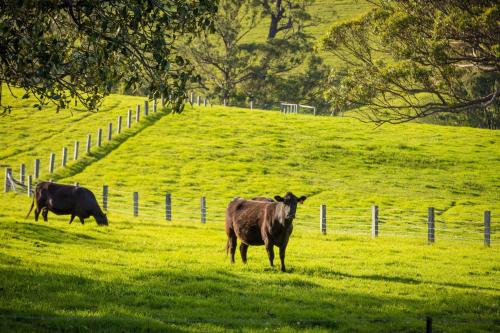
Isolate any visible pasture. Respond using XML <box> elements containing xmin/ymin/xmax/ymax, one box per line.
<box><xmin>0</xmin><ymin>90</ymin><xmax>499</xmax><ymax>332</ymax></box>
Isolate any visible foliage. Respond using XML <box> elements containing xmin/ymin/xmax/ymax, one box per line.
<box><xmin>0</xmin><ymin>0</ymin><xmax>217</xmax><ymax>114</ymax></box>
<box><xmin>255</xmin><ymin>0</ymin><xmax>314</xmax><ymax>39</ymax></box>
<box><xmin>320</xmin><ymin>0</ymin><xmax>500</xmax><ymax>127</ymax></box>
<box><xmin>242</xmin><ymin>54</ymin><xmax>331</xmax><ymax>110</ymax></box>
<box><xmin>184</xmin><ymin>0</ymin><xmax>312</xmax><ymax>105</ymax></box>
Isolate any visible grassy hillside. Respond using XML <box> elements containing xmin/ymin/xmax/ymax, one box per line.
<box><xmin>0</xmin><ymin>92</ymin><xmax>499</xmax><ymax>332</ymax></box>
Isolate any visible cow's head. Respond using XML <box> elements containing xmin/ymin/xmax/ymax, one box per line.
<box><xmin>96</xmin><ymin>213</ymin><xmax>108</xmax><ymax>226</ymax></box>
<box><xmin>274</xmin><ymin>192</ymin><xmax>307</xmax><ymax>221</ymax></box>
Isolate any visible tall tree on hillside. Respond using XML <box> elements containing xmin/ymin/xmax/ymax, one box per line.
<box><xmin>321</xmin><ymin>0</ymin><xmax>499</xmax><ymax>128</ymax></box>
<box><xmin>185</xmin><ymin>0</ymin><xmax>312</xmax><ymax>105</ymax></box>
<box><xmin>0</xmin><ymin>0</ymin><xmax>217</xmax><ymax>114</ymax></box>
<box><xmin>256</xmin><ymin>0</ymin><xmax>313</xmax><ymax>39</ymax></box>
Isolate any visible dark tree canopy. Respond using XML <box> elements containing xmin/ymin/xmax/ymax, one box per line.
<box><xmin>0</xmin><ymin>0</ymin><xmax>217</xmax><ymax>113</ymax></box>
<box><xmin>321</xmin><ymin>0</ymin><xmax>499</xmax><ymax>128</ymax></box>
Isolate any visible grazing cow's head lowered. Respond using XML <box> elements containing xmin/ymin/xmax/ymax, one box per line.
<box><xmin>274</xmin><ymin>192</ymin><xmax>307</xmax><ymax>221</ymax></box>
<box><xmin>96</xmin><ymin>213</ymin><xmax>108</xmax><ymax>226</ymax></box>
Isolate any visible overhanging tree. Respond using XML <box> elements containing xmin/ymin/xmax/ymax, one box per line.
<box><xmin>321</xmin><ymin>0</ymin><xmax>499</xmax><ymax>127</ymax></box>
<box><xmin>0</xmin><ymin>0</ymin><xmax>217</xmax><ymax>114</ymax></box>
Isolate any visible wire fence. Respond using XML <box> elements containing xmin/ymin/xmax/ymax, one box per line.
<box><xmin>5</xmin><ymin>175</ymin><xmax>496</xmax><ymax>246</ymax></box>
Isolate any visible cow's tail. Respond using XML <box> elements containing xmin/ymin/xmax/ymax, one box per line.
<box><xmin>25</xmin><ymin>196</ymin><xmax>35</xmax><ymax>219</ymax></box>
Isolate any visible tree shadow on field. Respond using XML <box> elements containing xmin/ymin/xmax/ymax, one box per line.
<box><xmin>0</xmin><ymin>264</ymin><xmax>498</xmax><ymax>332</ymax></box>
<box><xmin>297</xmin><ymin>267</ymin><xmax>500</xmax><ymax>293</ymax></box>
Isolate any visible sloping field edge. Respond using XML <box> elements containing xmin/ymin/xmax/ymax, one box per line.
<box><xmin>52</xmin><ymin>108</ymin><xmax>172</xmax><ymax>181</ymax></box>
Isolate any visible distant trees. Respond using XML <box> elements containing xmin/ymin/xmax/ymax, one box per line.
<box><xmin>185</xmin><ymin>0</ymin><xmax>317</xmax><ymax>106</ymax></box>
<box><xmin>321</xmin><ymin>0</ymin><xmax>499</xmax><ymax>128</ymax></box>
<box><xmin>0</xmin><ymin>0</ymin><xmax>217</xmax><ymax>114</ymax></box>
<box><xmin>256</xmin><ymin>0</ymin><xmax>313</xmax><ymax>39</ymax></box>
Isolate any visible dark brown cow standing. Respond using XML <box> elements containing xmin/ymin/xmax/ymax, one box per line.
<box><xmin>26</xmin><ymin>182</ymin><xmax>108</xmax><ymax>225</ymax></box>
<box><xmin>225</xmin><ymin>192</ymin><xmax>306</xmax><ymax>272</ymax></box>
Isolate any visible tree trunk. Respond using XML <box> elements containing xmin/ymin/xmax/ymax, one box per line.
<box><xmin>268</xmin><ymin>14</ymin><xmax>279</xmax><ymax>39</ymax></box>
<box><xmin>267</xmin><ymin>0</ymin><xmax>283</xmax><ymax>39</ymax></box>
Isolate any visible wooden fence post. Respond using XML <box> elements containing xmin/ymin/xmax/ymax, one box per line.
<box><xmin>320</xmin><ymin>204</ymin><xmax>327</xmax><ymax>234</ymax></box>
<box><xmin>117</xmin><ymin>116</ymin><xmax>122</xmax><ymax>134</ymax></box>
<box><xmin>133</xmin><ymin>192</ymin><xmax>139</xmax><ymax>217</ymax></box>
<box><xmin>484</xmin><ymin>210</ymin><xmax>491</xmax><ymax>247</ymax></box>
<box><xmin>127</xmin><ymin>109</ymin><xmax>132</xmax><ymax>128</ymax></box>
<box><xmin>102</xmin><ymin>185</ymin><xmax>108</xmax><ymax>211</ymax></box>
<box><xmin>372</xmin><ymin>205</ymin><xmax>379</xmax><ymax>238</ymax></box>
<box><xmin>20</xmin><ymin>163</ymin><xmax>25</xmax><ymax>184</ymax></box>
<box><xmin>135</xmin><ymin>105</ymin><xmax>140</xmax><ymax>122</ymax></box>
<box><xmin>86</xmin><ymin>134</ymin><xmax>91</xmax><ymax>153</ymax></box>
<box><xmin>250</xmin><ymin>100</ymin><xmax>253</xmax><ymax>110</ymax></box>
<box><xmin>34</xmin><ymin>159</ymin><xmax>40</xmax><ymax>179</ymax></box>
<box><xmin>49</xmin><ymin>153</ymin><xmax>55</xmax><ymax>174</ymax></box>
<box><xmin>165</xmin><ymin>193</ymin><xmax>172</xmax><ymax>221</ymax></box>
<box><xmin>426</xmin><ymin>317</ymin><xmax>432</xmax><ymax>333</ymax></box>
<box><xmin>4</xmin><ymin>168</ymin><xmax>12</xmax><ymax>192</ymax></box>
<box><xmin>97</xmin><ymin>128</ymin><xmax>102</xmax><ymax>147</ymax></box>
<box><xmin>428</xmin><ymin>207</ymin><xmax>435</xmax><ymax>244</ymax></box>
<box><xmin>27</xmin><ymin>175</ymin><xmax>32</xmax><ymax>197</ymax></box>
<box><xmin>201</xmin><ymin>196</ymin><xmax>206</xmax><ymax>223</ymax></box>
<box><xmin>74</xmin><ymin>141</ymin><xmax>79</xmax><ymax>160</ymax></box>
<box><xmin>107</xmin><ymin>122</ymin><xmax>112</xmax><ymax>141</ymax></box>
<box><xmin>62</xmin><ymin>147</ymin><xmax>67</xmax><ymax>167</ymax></box>
<box><xmin>144</xmin><ymin>100</ymin><xmax>149</xmax><ymax>116</ymax></box>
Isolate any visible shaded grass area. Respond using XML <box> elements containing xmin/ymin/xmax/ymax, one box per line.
<box><xmin>0</xmin><ymin>200</ymin><xmax>498</xmax><ymax>332</ymax></box>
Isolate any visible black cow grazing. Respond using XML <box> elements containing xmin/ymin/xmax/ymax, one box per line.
<box><xmin>26</xmin><ymin>182</ymin><xmax>108</xmax><ymax>226</ymax></box>
<box><xmin>225</xmin><ymin>192</ymin><xmax>306</xmax><ymax>272</ymax></box>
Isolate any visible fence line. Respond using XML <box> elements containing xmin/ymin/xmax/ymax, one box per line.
<box><xmin>4</xmin><ymin>176</ymin><xmax>495</xmax><ymax>246</ymax></box>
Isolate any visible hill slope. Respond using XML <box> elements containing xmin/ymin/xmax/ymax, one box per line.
<box><xmin>0</xmin><ymin>93</ymin><xmax>499</xmax><ymax>332</ymax></box>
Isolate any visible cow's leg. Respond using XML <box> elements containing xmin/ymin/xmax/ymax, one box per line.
<box><xmin>229</xmin><ymin>236</ymin><xmax>237</xmax><ymax>264</ymax></box>
<box><xmin>239</xmin><ymin>243</ymin><xmax>249</xmax><ymax>264</ymax></box>
<box><xmin>265</xmin><ymin>242</ymin><xmax>275</xmax><ymax>268</ymax></box>
<box><xmin>79</xmin><ymin>216</ymin><xmax>85</xmax><ymax>225</ymax></box>
<box><xmin>34</xmin><ymin>207</ymin><xmax>41</xmax><ymax>222</ymax></box>
<box><xmin>279</xmin><ymin>246</ymin><xmax>287</xmax><ymax>272</ymax></box>
<box><xmin>42</xmin><ymin>208</ymin><xmax>48</xmax><ymax>222</ymax></box>
<box><xmin>69</xmin><ymin>214</ymin><xmax>75</xmax><ymax>224</ymax></box>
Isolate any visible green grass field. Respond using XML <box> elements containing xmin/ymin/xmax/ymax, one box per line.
<box><xmin>0</xmin><ymin>89</ymin><xmax>499</xmax><ymax>332</ymax></box>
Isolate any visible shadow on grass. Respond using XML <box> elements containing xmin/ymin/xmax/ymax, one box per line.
<box><xmin>50</xmin><ymin>108</ymin><xmax>172</xmax><ymax>181</ymax></box>
<box><xmin>297</xmin><ymin>267</ymin><xmax>500</xmax><ymax>292</ymax></box>
<box><xmin>5</xmin><ymin>222</ymin><xmax>97</xmax><ymax>245</ymax></box>
<box><xmin>0</xmin><ymin>264</ymin><xmax>497</xmax><ymax>332</ymax></box>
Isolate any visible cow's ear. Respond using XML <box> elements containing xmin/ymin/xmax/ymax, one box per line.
<box><xmin>274</xmin><ymin>195</ymin><xmax>284</xmax><ymax>202</ymax></box>
<box><xmin>298</xmin><ymin>196</ymin><xmax>307</xmax><ymax>204</ymax></box>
